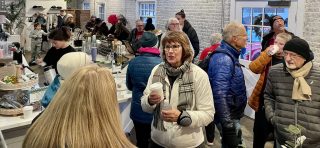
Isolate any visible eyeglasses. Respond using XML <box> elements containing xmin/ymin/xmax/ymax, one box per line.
<box><xmin>283</xmin><ymin>51</ymin><xmax>303</xmax><ymax>59</ymax></box>
<box><xmin>164</xmin><ymin>44</ymin><xmax>181</xmax><ymax>52</ymax></box>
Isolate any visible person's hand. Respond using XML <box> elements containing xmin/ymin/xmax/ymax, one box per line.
<box><xmin>222</xmin><ymin>124</ymin><xmax>241</xmax><ymax>147</ymax></box>
<box><xmin>148</xmin><ymin>91</ymin><xmax>162</xmax><ymax>105</ymax></box>
<box><xmin>161</xmin><ymin>108</ymin><xmax>181</xmax><ymax>122</ymax></box>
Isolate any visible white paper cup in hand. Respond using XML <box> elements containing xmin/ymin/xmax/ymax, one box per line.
<box><xmin>162</xmin><ymin>100</ymin><xmax>172</xmax><ymax>111</ymax></box>
<box><xmin>23</xmin><ymin>106</ymin><xmax>33</xmax><ymax>119</ymax></box>
<box><xmin>270</xmin><ymin>45</ymin><xmax>279</xmax><ymax>55</ymax></box>
<box><xmin>150</xmin><ymin>82</ymin><xmax>164</xmax><ymax>101</ymax></box>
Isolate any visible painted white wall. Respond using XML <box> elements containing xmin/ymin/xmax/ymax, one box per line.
<box><xmin>23</xmin><ymin>0</ymin><xmax>66</xmax><ymax>51</ymax></box>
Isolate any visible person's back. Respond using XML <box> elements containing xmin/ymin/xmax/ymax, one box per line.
<box><xmin>23</xmin><ymin>65</ymin><xmax>135</xmax><ymax>148</ymax></box>
<box><xmin>126</xmin><ymin>32</ymin><xmax>161</xmax><ymax>148</ymax></box>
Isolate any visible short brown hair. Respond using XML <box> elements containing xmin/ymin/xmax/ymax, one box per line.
<box><xmin>161</xmin><ymin>31</ymin><xmax>193</xmax><ymax>63</ymax></box>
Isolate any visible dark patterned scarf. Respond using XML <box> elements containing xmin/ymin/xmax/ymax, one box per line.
<box><xmin>151</xmin><ymin>61</ymin><xmax>194</xmax><ymax>131</ymax></box>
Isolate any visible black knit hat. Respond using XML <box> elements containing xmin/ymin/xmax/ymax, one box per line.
<box><xmin>139</xmin><ymin>32</ymin><xmax>158</xmax><ymax>47</ymax></box>
<box><xmin>269</xmin><ymin>15</ymin><xmax>284</xmax><ymax>30</ymax></box>
<box><xmin>283</xmin><ymin>38</ymin><xmax>312</xmax><ymax>61</ymax></box>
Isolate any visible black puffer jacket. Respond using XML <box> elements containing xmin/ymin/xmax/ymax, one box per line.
<box><xmin>182</xmin><ymin>20</ymin><xmax>199</xmax><ymax>58</ymax></box>
<box><xmin>264</xmin><ymin>63</ymin><xmax>320</xmax><ymax>148</ymax></box>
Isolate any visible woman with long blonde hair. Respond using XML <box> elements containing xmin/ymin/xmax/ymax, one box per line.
<box><xmin>23</xmin><ymin>65</ymin><xmax>135</xmax><ymax>148</ymax></box>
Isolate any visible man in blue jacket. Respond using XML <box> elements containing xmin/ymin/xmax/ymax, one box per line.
<box><xmin>208</xmin><ymin>22</ymin><xmax>248</xmax><ymax>148</ymax></box>
<box><xmin>126</xmin><ymin>32</ymin><xmax>161</xmax><ymax>148</ymax></box>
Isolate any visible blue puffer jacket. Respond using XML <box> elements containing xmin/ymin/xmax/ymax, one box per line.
<box><xmin>208</xmin><ymin>40</ymin><xmax>247</xmax><ymax>125</ymax></box>
<box><xmin>126</xmin><ymin>47</ymin><xmax>162</xmax><ymax>124</ymax></box>
<box><xmin>41</xmin><ymin>75</ymin><xmax>60</xmax><ymax>108</ymax></box>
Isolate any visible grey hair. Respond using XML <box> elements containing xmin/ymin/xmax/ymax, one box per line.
<box><xmin>135</xmin><ymin>19</ymin><xmax>143</xmax><ymax>24</ymax></box>
<box><xmin>165</xmin><ymin>17</ymin><xmax>180</xmax><ymax>31</ymax></box>
<box><xmin>210</xmin><ymin>33</ymin><xmax>222</xmax><ymax>45</ymax></box>
<box><xmin>222</xmin><ymin>21</ymin><xmax>245</xmax><ymax>42</ymax></box>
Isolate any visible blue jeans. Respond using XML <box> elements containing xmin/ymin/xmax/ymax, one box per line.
<box><xmin>217</xmin><ymin>120</ymin><xmax>245</xmax><ymax>148</ymax></box>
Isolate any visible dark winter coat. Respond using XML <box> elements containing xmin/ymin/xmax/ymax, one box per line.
<box><xmin>208</xmin><ymin>40</ymin><xmax>247</xmax><ymax>125</ymax></box>
<box><xmin>264</xmin><ymin>63</ymin><xmax>320</xmax><ymax>148</ymax></box>
<box><xmin>182</xmin><ymin>20</ymin><xmax>200</xmax><ymax>58</ymax></box>
<box><xmin>126</xmin><ymin>47</ymin><xmax>162</xmax><ymax>123</ymax></box>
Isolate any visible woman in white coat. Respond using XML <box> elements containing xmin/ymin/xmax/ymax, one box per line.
<box><xmin>141</xmin><ymin>31</ymin><xmax>215</xmax><ymax>148</ymax></box>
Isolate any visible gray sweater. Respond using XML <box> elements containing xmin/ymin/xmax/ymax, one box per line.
<box><xmin>264</xmin><ymin>63</ymin><xmax>320</xmax><ymax>148</ymax></box>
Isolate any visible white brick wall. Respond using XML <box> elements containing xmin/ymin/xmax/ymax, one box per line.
<box><xmin>81</xmin><ymin>0</ymin><xmax>232</xmax><ymax>52</ymax></box>
<box><xmin>156</xmin><ymin>0</ymin><xmax>231</xmax><ymax>56</ymax></box>
<box><xmin>304</xmin><ymin>0</ymin><xmax>320</xmax><ymax>63</ymax></box>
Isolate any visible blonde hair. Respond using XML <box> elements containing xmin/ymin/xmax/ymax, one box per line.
<box><xmin>23</xmin><ymin>65</ymin><xmax>134</xmax><ymax>148</ymax></box>
<box><xmin>222</xmin><ymin>21</ymin><xmax>245</xmax><ymax>42</ymax></box>
<box><xmin>276</xmin><ymin>32</ymin><xmax>292</xmax><ymax>42</ymax></box>
<box><xmin>161</xmin><ymin>31</ymin><xmax>193</xmax><ymax>63</ymax></box>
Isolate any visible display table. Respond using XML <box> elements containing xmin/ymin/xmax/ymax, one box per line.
<box><xmin>0</xmin><ymin>54</ymin><xmax>133</xmax><ymax>147</ymax></box>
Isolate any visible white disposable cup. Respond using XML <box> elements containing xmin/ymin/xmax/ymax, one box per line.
<box><xmin>149</xmin><ymin>82</ymin><xmax>164</xmax><ymax>101</ymax></box>
<box><xmin>23</xmin><ymin>106</ymin><xmax>33</xmax><ymax>119</ymax></box>
<box><xmin>270</xmin><ymin>45</ymin><xmax>279</xmax><ymax>55</ymax></box>
<box><xmin>162</xmin><ymin>100</ymin><xmax>172</xmax><ymax>110</ymax></box>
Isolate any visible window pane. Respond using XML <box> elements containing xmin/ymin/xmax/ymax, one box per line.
<box><xmin>250</xmin><ymin>43</ymin><xmax>262</xmax><ymax>60</ymax></box>
<box><xmin>276</xmin><ymin>8</ymin><xmax>289</xmax><ymax>27</ymax></box>
<box><xmin>252</xmin><ymin>8</ymin><xmax>263</xmax><ymax>26</ymax></box>
<box><xmin>245</xmin><ymin>26</ymin><xmax>251</xmax><ymax>43</ymax></box>
<box><xmin>242</xmin><ymin>8</ymin><xmax>251</xmax><ymax>25</ymax></box>
<box><xmin>264</xmin><ymin>8</ymin><xmax>276</xmax><ymax>26</ymax></box>
<box><xmin>252</xmin><ymin>26</ymin><xmax>262</xmax><ymax>42</ymax></box>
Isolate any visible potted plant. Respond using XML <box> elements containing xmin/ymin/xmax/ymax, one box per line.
<box><xmin>4</xmin><ymin>0</ymin><xmax>25</xmax><ymax>35</ymax></box>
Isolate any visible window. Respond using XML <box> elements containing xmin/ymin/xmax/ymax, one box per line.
<box><xmin>98</xmin><ymin>3</ymin><xmax>105</xmax><ymax>20</ymax></box>
<box><xmin>231</xmin><ymin>0</ymin><xmax>302</xmax><ymax>61</ymax></box>
<box><xmin>83</xmin><ymin>3</ymin><xmax>90</xmax><ymax>10</ymax></box>
<box><xmin>241</xmin><ymin>7</ymin><xmax>289</xmax><ymax>61</ymax></box>
<box><xmin>139</xmin><ymin>2</ymin><xmax>156</xmax><ymax>25</ymax></box>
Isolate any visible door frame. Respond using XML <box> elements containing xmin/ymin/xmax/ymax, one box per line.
<box><xmin>230</xmin><ymin>0</ymin><xmax>305</xmax><ymax>37</ymax></box>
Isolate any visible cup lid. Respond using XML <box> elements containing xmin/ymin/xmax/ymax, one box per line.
<box><xmin>150</xmin><ymin>82</ymin><xmax>163</xmax><ymax>90</ymax></box>
<box><xmin>23</xmin><ymin>106</ymin><xmax>33</xmax><ymax>110</ymax></box>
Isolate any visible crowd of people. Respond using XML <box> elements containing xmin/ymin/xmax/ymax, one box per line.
<box><xmin>21</xmin><ymin>8</ymin><xmax>320</xmax><ymax>148</ymax></box>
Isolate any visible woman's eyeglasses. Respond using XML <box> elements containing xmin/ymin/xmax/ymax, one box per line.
<box><xmin>164</xmin><ymin>45</ymin><xmax>181</xmax><ymax>52</ymax></box>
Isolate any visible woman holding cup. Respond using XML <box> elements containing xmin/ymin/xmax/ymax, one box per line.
<box><xmin>141</xmin><ymin>31</ymin><xmax>215</xmax><ymax>147</ymax></box>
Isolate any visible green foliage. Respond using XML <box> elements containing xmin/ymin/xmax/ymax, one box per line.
<box><xmin>283</xmin><ymin>124</ymin><xmax>306</xmax><ymax>148</ymax></box>
<box><xmin>4</xmin><ymin>0</ymin><xmax>26</xmax><ymax>34</ymax></box>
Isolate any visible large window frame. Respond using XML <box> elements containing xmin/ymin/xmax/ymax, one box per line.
<box><xmin>83</xmin><ymin>2</ymin><xmax>90</xmax><ymax>10</ymax></box>
<box><xmin>138</xmin><ymin>2</ymin><xmax>156</xmax><ymax>26</ymax></box>
<box><xmin>97</xmin><ymin>3</ymin><xmax>105</xmax><ymax>20</ymax></box>
<box><xmin>230</xmin><ymin>0</ymin><xmax>305</xmax><ymax>61</ymax></box>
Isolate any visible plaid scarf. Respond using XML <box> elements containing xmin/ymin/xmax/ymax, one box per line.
<box><xmin>151</xmin><ymin>61</ymin><xmax>194</xmax><ymax>131</ymax></box>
